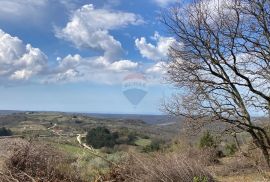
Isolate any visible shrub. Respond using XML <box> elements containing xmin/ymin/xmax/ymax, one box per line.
<box><xmin>3</xmin><ymin>142</ymin><xmax>83</xmax><ymax>182</ymax></box>
<box><xmin>116</xmin><ymin>133</ymin><xmax>137</xmax><ymax>145</ymax></box>
<box><xmin>141</xmin><ymin>134</ymin><xmax>150</xmax><ymax>139</ymax></box>
<box><xmin>127</xmin><ymin>134</ymin><xmax>137</xmax><ymax>145</ymax></box>
<box><xmin>225</xmin><ymin>143</ymin><xmax>237</xmax><ymax>156</ymax></box>
<box><xmin>187</xmin><ymin>147</ymin><xmax>220</xmax><ymax>166</ymax></box>
<box><xmin>86</xmin><ymin>127</ymin><xmax>119</xmax><ymax>149</ymax></box>
<box><xmin>75</xmin><ymin>120</ymin><xmax>82</xmax><ymax>124</ymax></box>
<box><xmin>199</xmin><ymin>131</ymin><xmax>216</xmax><ymax>149</ymax></box>
<box><xmin>193</xmin><ymin>176</ymin><xmax>209</xmax><ymax>182</ymax></box>
<box><xmin>0</xmin><ymin>127</ymin><xmax>12</xmax><ymax>136</ymax></box>
<box><xmin>100</xmin><ymin>153</ymin><xmax>215</xmax><ymax>182</ymax></box>
<box><xmin>142</xmin><ymin>139</ymin><xmax>164</xmax><ymax>153</ymax></box>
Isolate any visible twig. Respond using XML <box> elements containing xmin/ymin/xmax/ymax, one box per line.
<box><xmin>20</xmin><ymin>171</ymin><xmax>36</xmax><ymax>182</ymax></box>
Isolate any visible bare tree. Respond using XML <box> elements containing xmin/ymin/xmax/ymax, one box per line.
<box><xmin>163</xmin><ymin>0</ymin><xmax>270</xmax><ymax>167</ymax></box>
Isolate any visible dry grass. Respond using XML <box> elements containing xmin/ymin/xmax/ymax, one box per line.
<box><xmin>185</xmin><ymin>147</ymin><xmax>220</xmax><ymax>166</ymax></box>
<box><xmin>216</xmin><ymin>172</ymin><xmax>270</xmax><ymax>182</ymax></box>
<box><xmin>167</xmin><ymin>138</ymin><xmax>220</xmax><ymax>166</ymax></box>
<box><xmin>210</xmin><ymin>150</ymin><xmax>270</xmax><ymax>182</ymax></box>
<box><xmin>100</xmin><ymin>152</ymin><xmax>215</xmax><ymax>182</ymax></box>
<box><xmin>210</xmin><ymin>155</ymin><xmax>255</xmax><ymax>177</ymax></box>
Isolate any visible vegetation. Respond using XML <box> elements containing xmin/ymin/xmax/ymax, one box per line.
<box><xmin>199</xmin><ymin>131</ymin><xmax>216</xmax><ymax>149</ymax></box>
<box><xmin>3</xmin><ymin>142</ymin><xmax>83</xmax><ymax>182</ymax></box>
<box><xmin>86</xmin><ymin>127</ymin><xmax>119</xmax><ymax>149</ymax></box>
<box><xmin>100</xmin><ymin>153</ymin><xmax>214</xmax><ymax>182</ymax></box>
<box><xmin>224</xmin><ymin>143</ymin><xmax>237</xmax><ymax>156</ymax></box>
<box><xmin>0</xmin><ymin>127</ymin><xmax>12</xmax><ymax>136</ymax></box>
<box><xmin>142</xmin><ymin>139</ymin><xmax>164</xmax><ymax>153</ymax></box>
<box><xmin>0</xmin><ymin>112</ymin><xmax>270</xmax><ymax>181</ymax></box>
<box><xmin>163</xmin><ymin>0</ymin><xmax>270</xmax><ymax>167</ymax></box>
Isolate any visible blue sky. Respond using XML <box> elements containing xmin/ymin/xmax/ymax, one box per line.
<box><xmin>0</xmin><ymin>0</ymin><xmax>179</xmax><ymax>114</ymax></box>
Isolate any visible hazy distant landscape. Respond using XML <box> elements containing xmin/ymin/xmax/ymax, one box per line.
<box><xmin>0</xmin><ymin>110</ymin><xmax>269</xmax><ymax>181</ymax></box>
<box><xmin>0</xmin><ymin>111</ymin><xmax>183</xmax><ymax>181</ymax></box>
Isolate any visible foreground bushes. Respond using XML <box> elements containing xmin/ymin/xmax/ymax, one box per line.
<box><xmin>2</xmin><ymin>142</ymin><xmax>83</xmax><ymax>182</ymax></box>
<box><xmin>100</xmin><ymin>153</ymin><xmax>215</xmax><ymax>182</ymax></box>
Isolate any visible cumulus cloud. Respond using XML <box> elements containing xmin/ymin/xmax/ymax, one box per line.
<box><xmin>153</xmin><ymin>0</ymin><xmax>178</xmax><ymax>7</ymax></box>
<box><xmin>0</xmin><ymin>29</ymin><xmax>47</xmax><ymax>81</ymax></box>
<box><xmin>50</xmin><ymin>4</ymin><xmax>143</xmax><ymax>84</ymax></box>
<box><xmin>55</xmin><ymin>4</ymin><xmax>143</xmax><ymax>60</ymax></box>
<box><xmin>0</xmin><ymin>4</ymin><xmax>157</xmax><ymax>85</ymax></box>
<box><xmin>135</xmin><ymin>32</ymin><xmax>176</xmax><ymax>61</ymax></box>
<box><xmin>45</xmin><ymin>54</ymin><xmax>138</xmax><ymax>84</ymax></box>
<box><xmin>109</xmin><ymin>60</ymin><xmax>138</xmax><ymax>72</ymax></box>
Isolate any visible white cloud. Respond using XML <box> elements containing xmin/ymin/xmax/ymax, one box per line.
<box><xmin>10</xmin><ymin>70</ymin><xmax>34</xmax><ymax>80</ymax></box>
<box><xmin>153</xmin><ymin>0</ymin><xmax>178</xmax><ymax>7</ymax></box>
<box><xmin>146</xmin><ymin>62</ymin><xmax>167</xmax><ymax>74</ymax></box>
<box><xmin>0</xmin><ymin>4</ymin><xmax>166</xmax><ymax>85</ymax></box>
<box><xmin>58</xmin><ymin>54</ymin><xmax>82</xmax><ymax>70</ymax></box>
<box><xmin>0</xmin><ymin>26</ymin><xmax>139</xmax><ymax>85</ymax></box>
<box><xmin>0</xmin><ymin>0</ymin><xmax>48</xmax><ymax>21</ymax></box>
<box><xmin>46</xmin><ymin>54</ymin><xmax>139</xmax><ymax>84</ymax></box>
<box><xmin>0</xmin><ymin>29</ymin><xmax>47</xmax><ymax>81</ymax></box>
<box><xmin>52</xmin><ymin>69</ymin><xmax>82</xmax><ymax>83</ymax></box>
<box><xmin>50</xmin><ymin>4</ymin><xmax>143</xmax><ymax>84</ymax></box>
<box><xmin>135</xmin><ymin>32</ymin><xmax>175</xmax><ymax>61</ymax></box>
<box><xmin>109</xmin><ymin>60</ymin><xmax>138</xmax><ymax>72</ymax></box>
<box><xmin>55</xmin><ymin>4</ymin><xmax>143</xmax><ymax>60</ymax></box>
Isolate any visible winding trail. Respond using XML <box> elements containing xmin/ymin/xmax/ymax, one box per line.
<box><xmin>47</xmin><ymin>123</ymin><xmax>57</xmax><ymax>130</ymax></box>
<box><xmin>47</xmin><ymin>124</ymin><xmax>61</xmax><ymax>136</ymax></box>
<box><xmin>47</xmin><ymin>123</ymin><xmax>117</xmax><ymax>166</ymax></box>
<box><xmin>76</xmin><ymin>134</ymin><xmax>117</xmax><ymax>166</ymax></box>
<box><xmin>76</xmin><ymin>134</ymin><xmax>95</xmax><ymax>151</ymax></box>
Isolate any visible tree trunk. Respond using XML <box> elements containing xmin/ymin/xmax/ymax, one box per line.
<box><xmin>233</xmin><ymin>132</ymin><xmax>241</xmax><ymax>152</ymax></box>
<box><xmin>249</xmin><ymin>129</ymin><xmax>270</xmax><ymax>168</ymax></box>
<box><xmin>261</xmin><ymin>144</ymin><xmax>270</xmax><ymax>168</ymax></box>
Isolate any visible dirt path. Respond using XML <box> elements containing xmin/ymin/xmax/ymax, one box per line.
<box><xmin>77</xmin><ymin>134</ymin><xmax>95</xmax><ymax>151</ymax></box>
<box><xmin>47</xmin><ymin>123</ymin><xmax>57</xmax><ymax>130</ymax></box>
<box><xmin>76</xmin><ymin>134</ymin><xmax>117</xmax><ymax>166</ymax></box>
<box><xmin>47</xmin><ymin>124</ymin><xmax>62</xmax><ymax>136</ymax></box>
<box><xmin>47</xmin><ymin>124</ymin><xmax>117</xmax><ymax>166</ymax></box>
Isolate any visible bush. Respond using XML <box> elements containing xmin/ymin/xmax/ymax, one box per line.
<box><xmin>169</xmin><ymin>138</ymin><xmax>220</xmax><ymax>166</ymax></box>
<box><xmin>142</xmin><ymin>139</ymin><xmax>164</xmax><ymax>153</ymax></box>
<box><xmin>75</xmin><ymin>120</ymin><xmax>82</xmax><ymax>124</ymax></box>
<box><xmin>187</xmin><ymin>147</ymin><xmax>220</xmax><ymax>166</ymax></box>
<box><xmin>225</xmin><ymin>143</ymin><xmax>237</xmax><ymax>156</ymax></box>
<box><xmin>199</xmin><ymin>131</ymin><xmax>216</xmax><ymax>149</ymax></box>
<box><xmin>3</xmin><ymin>142</ymin><xmax>83</xmax><ymax>182</ymax></box>
<box><xmin>86</xmin><ymin>127</ymin><xmax>119</xmax><ymax>149</ymax></box>
<box><xmin>0</xmin><ymin>127</ymin><xmax>12</xmax><ymax>136</ymax></box>
<box><xmin>100</xmin><ymin>153</ymin><xmax>215</xmax><ymax>182</ymax></box>
<box><xmin>127</xmin><ymin>134</ymin><xmax>137</xmax><ymax>145</ymax></box>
